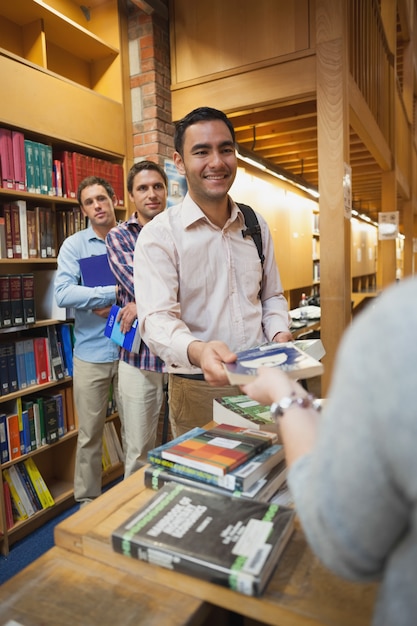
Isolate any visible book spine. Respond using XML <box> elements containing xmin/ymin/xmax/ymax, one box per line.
<box><xmin>12</xmin><ymin>130</ymin><xmax>26</xmax><ymax>192</ymax></box>
<box><xmin>6</xmin><ymin>413</ymin><xmax>21</xmax><ymax>461</ymax></box>
<box><xmin>7</xmin><ymin>464</ymin><xmax>36</xmax><ymax>517</ymax></box>
<box><xmin>5</xmin><ymin>342</ymin><xmax>19</xmax><ymax>394</ymax></box>
<box><xmin>26</xmin><ymin>208</ymin><xmax>39</xmax><ymax>258</ymax></box>
<box><xmin>17</xmin><ymin>200</ymin><xmax>28</xmax><ymax>259</ymax></box>
<box><xmin>23</xmin><ymin>339</ymin><xmax>37</xmax><ymax>387</ymax></box>
<box><xmin>15</xmin><ymin>340</ymin><xmax>27</xmax><ymax>390</ymax></box>
<box><xmin>24</xmin><ymin>139</ymin><xmax>36</xmax><ymax>193</ymax></box>
<box><xmin>0</xmin><ymin>412</ymin><xmax>9</xmax><ymax>464</ymax></box>
<box><xmin>20</xmin><ymin>409</ymin><xmax>32</xmax><ymax>454</ymax></box>
<box><xmin>2</xmin><ymin>467</ymin><xmax>27</xmax><ymax>520</ymax></box>
<box><xmin>0</xmin><ymin>343</ymin><xmax>9</xmax><ymax>396</ymax></box>
<box><xmin>144</xmin><ymin>466</ymin><xmax>249</xmax><ymax>499</ymax></box>
<box><xmin>47</xmin><ymin>325</ymin><xmax>65</xmax><ymax>381</ymax></box>
<box><xmin>0</xmin><ymin>128</ymin><xmax>14</xmax><ymax>189</ymax></box>
<box><xmin>3</xmin><ymin>204</ymin><xmax>13</xmax><ymax>259</ymax></box>
<box><xmin>43</xmin><ymin>396</ymin><xmax>59</xmax><ymax>444</ymax></box>
<box><xmin>51</xmin><ymin>392</ymin><xmax>66</xmax><ymax>437</ymax></box>
<box><xmin>9</xmin><ymin>274</ymin><xmax>24</xmax><ymax>326</ymax></box>
<box><xmin>15</xmin><ymin>462</ymin><xmax>43</xmax><ymax>511</ymax></box>
<box><xmin>0</xmin><ymin>275</ymin><xmax>12</xmax><ymax>328</ymax></box>
<box><xmin>33</xmin><ymin>337</ymin><xmax>50</xmax><ymax>385</ymax></box>
<box><xmin>22</xmin><ymin>273</ymin><xmax>36</xmax><ymax>325</ymax></box>
<box><xmin>10</xmin><ymin>203</ymin><xmax>22</xmax><ymax>259</ymax></box>
<box><xmin>23</xmin><ymin>457</ymin><xmax>55</xmax><ymax>508</ymax></box>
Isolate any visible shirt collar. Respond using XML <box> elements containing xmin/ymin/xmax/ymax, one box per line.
<box><xmin>181</xmin><ymin>192</ymin><xmax>243</xmax><ymax>229</ymax></box>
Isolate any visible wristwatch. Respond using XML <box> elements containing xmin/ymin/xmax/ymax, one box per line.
<box><xmin>270</xmin><ymin>392</ymin><xmax>322</xmax><ymax>420</ymax></box>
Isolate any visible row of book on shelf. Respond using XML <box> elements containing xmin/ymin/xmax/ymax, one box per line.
<box><xmin>0</xmin><ymin>127</ymin><xmax>124</xmax><ymax>205</ymax></box>
<box><xmin>110</xmin><ymin>340</ymin><xmax>327</xmax><ymax>596</ymax></box>
<box><xmin>0</xmin><ymin>273</ymin><xmax>35</xmax><ymax>328</ymax></box>
<box><xmin>2</xmin><ymin>418</ymin><xmax>123</xmax><ymax>529</ymax></box>
<box><xmin>0</xmin><ymin>200</ymin><xmax>86</xmax><ymax>260</ymax></box>
<box><xmin>3</xmin><ymin>457</ymin><xmax>55</xmax><ymax>527</ymax></box>
<box><xmin>1</xmin><ymin>377</ymin><xmax>119</xmax><ymax>465</ymax></box>
<box><xmin>1</xmin><ymin>388</ymin><xmax>75</xmax><ymax>464</ymax></box>
<box><xmin>0</xmin><ymin>323</ymin><xmax>74</xmax><ymax>397</ymax></box>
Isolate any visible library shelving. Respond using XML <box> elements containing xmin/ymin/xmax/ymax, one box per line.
<box><xmin>0</xmin><ymin>0</ymin><xmax>129</xmax><ymax>554</ymax></box>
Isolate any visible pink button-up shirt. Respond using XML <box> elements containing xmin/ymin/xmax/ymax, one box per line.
<box><xmin>134</xmin><ymin>193</ymin><xmax>290</xmax><ymax>374</ymax></box>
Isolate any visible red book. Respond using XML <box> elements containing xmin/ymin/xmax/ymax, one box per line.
<box><xmin>56</xmin><ymin>150</ymin><xmax>76</xmax><ymax>198</ymax></box>
<box><xmin>22</xmin><ymin>273</ymin><xmax>36</xmax><ymax>325</ymax></box>
<box><xmin>33</xmin><ymin>337</ymin><xmax>51</xmax><ymax>384</ymax></box>
<box><xmin>6</xmin><ymin>413</ymin><xmax>21</xmax><ymax>461</ymax></box>
<box><xmin>0</xmin><ymin>128</ymin><xmax>14</xmax><ymax>190</ymax></box>
<box><xmin>12</xmin><ymin>130</ymin><xmax>26</xmax><ymax>191</ymax></box>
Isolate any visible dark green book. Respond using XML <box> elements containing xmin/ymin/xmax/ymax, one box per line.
<box><xmin>112</xmin><ymin>482</ymin><xmax>295</xmax><ymax>596</ymax></box>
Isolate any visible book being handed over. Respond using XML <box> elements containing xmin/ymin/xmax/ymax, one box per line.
<box><xmin>111</xmin><ymin>482</ymin><xmax>295</xmax><ymax>596</ymax></box>
<box><xmin>223</xmin><ymin>341</ymin><xmax>324</xmax><ymax>385</ymax></box>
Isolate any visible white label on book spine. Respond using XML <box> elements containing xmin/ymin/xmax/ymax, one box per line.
<box><xmin>232</xmin><ymin>519</ymin><xmax>272</xmax><ymax>558</ymax></box>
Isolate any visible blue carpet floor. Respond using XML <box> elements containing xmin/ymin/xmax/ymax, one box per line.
<box><xmin>0</xmin><ymin>477</ymin><xmax>122</xmax><ymax>586</ymax></box>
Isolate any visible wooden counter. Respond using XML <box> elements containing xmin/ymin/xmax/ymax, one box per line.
<box><xmin>54</xmin><ymin>468</ymin><xmax>378</xmax><ymax>626</ymax></box>
<box><xmin>0</xmin><ymin>545</ymin><xmax>217</xmax><ymax>626</ymax></box>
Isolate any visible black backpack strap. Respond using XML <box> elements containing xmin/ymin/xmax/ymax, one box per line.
<box><xmin>237</xmin><ymin>203</ymin><xmax>265</xmax><ymax>267</ymax></box>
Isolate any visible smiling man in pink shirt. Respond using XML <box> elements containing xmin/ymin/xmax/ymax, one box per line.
<box><xmin>134</xmin><ymin>107</ymin><xmax>292</xmax><ymax>436</ymax></box>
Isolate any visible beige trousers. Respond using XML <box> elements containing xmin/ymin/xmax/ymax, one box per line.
<box><xmin>168</xmin><ymin>374</ymin><xmax>241</xmax><ymax>437</ymax></box>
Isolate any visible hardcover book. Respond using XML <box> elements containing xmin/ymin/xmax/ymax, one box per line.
<box><xmin>223</xmin><ymin>341</ymin><xmax>324</xmax><ymax>385</ymax></box>
<box><xmin>104</xmin><ymin>304</ymin><xmax>141</xmax><ymax>353</ymax></box>
<box><xmin>23</xmin><ymin>457</ymin><xmax>55</xmax><ymax>508</ymax></box>
<box><xmin>111</xmin><ymin>482</ymin><xmax>295</xmax><ymax>596</ymax></box>
<box><xmin>79</xmin><ymin>253</ymin><xmax>116</xmax><ymax>287</ymax></box>
<box><xmin>0</xmin><ymin>412</ymin><xmax>9</xmax><ymax>463</ymax></box>
<box><xmin>9</xmin><ymin>273</ymin><xmax>24</xmax><ymax>326</ymax></box>
<box><xmin>0</xmin><ymin>274</ymin><xmax>12</xmax><ymax>328</ymax></box>
<box><xmin>148</xmin><ymin>426</ymin><xmax>279</xmax><ymax>490</ymax></box>
<box><xmin>160</xmin><ymin>424</ymin><xmax>277</xmax><ymax>477</ymax></box>
<box><xmin>22</xmin><ymin>273</ymin><xmax>36</xmax><ymax>325</ymax></box>
<box><xmin>213</xmin><ymin>394</ymin><xmax>276</xmax><ymax>432</ymax></box>
<box><xmin>144</xmin><ymin>456</ymin><xmax>287</xmax><ymax>503</ymax></box>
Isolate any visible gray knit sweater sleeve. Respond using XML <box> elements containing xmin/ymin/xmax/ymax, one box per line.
<box><xmin>288</xmin><ymin>277</ymin><xmax>417</xmax><ymax>626</ymax></box>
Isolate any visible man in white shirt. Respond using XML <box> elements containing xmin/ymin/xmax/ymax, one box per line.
<box><xmin>134</xmin><ymin>107</ymin><xmax>292</xmax><ymax>436</ymax></box>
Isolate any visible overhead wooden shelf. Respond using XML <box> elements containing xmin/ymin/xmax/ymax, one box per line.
<box><xmin>1</xmin><ymin>0</ymin><xmax>119</xmax><ymax>62</ymax></box>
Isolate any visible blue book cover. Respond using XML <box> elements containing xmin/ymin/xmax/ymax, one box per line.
<box><xmin>15</xmin><ymin>340</ymin><xmax>27</xmax><ymax>390</ymax></box>
<box><xmin>21</xmin><ymin>409</ymin><xmax>32</xmax><ymax>455</ymax></box>
<box><xmin>79</xmin><ymin>254</ymin><xmax>116</xmax><ymax>287</ymax></box>
<box><xmin>104</xmin><ymin>305</ymin><xmax>141</xmax><ymax>354</ymax></box>
<box><xmin>223</xmin><ymin>341</ymin><xmax>324</xmax><ymax>385</ymax></box>
<box><xmin>57</xmin><ymin>324</ymin><xmax>73</xmax><ymax>377</ymax></box>
<box><xmin>23</xmin><ymin>339</ymin><xmax>37</xmax><ymax>387</ymax></box>
<box><xmin>0</xmin><ymin>412</ymin><xmax>9</xmax><ymax>463</ymax></box>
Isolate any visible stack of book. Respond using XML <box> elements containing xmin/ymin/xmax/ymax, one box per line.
<box><xmin>112</xmin><ymin>423</ymin><xmax>295</xmax><ymax>596</ymax></box>
<box><xmin>144</xmin><ymin>423</ymin><xmax>287</xmax><ymax>503</ymax></box>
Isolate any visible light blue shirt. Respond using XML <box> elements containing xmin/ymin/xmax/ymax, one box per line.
<box><xmin>54</xmin><ymin>225</ymin><xmax>118</xmax><ymax>363</ymax></box>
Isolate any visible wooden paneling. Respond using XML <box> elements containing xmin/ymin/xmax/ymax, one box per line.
<box><xmin>170</xmin><ymin>0</ymin><xmax>312</xmax><ymax>85</ymax></box>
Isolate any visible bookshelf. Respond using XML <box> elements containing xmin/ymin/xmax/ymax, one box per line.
<box><xmin>0</xmin><ymin>0</ymin><xmax>129</xmax><ymax>555</ymax></box>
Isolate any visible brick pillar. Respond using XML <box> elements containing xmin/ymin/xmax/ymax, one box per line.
<box><xmin>127</xmin><ymin>6</ymin><xmax>173</xmax><ymax>168</ymax></box>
